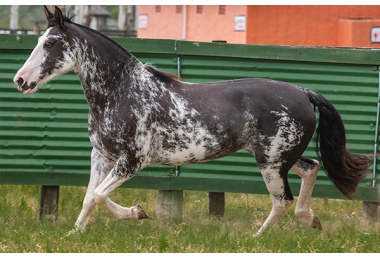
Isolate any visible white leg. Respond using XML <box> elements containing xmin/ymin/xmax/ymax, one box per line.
<box><xmin>254</xmin><ymin>166</ymin><xmax>294</xmax><ymax>237</ymax></box>
<box><xmin>71</xmin><ymin>149</ymin><xmax>115</xmax><ymax>233</ymax></box>
<box><xmin>291</xmin><ymin>157</ymin><xmax>322</xmax><ymax>229</ymax></box>
<box><xmin>254</xmin><ymin>193</ymin><xmax>294</xmax><ymax>237</ymax></box>
<box><xmin>93</xmin><ymin>157</ymin><xmax>148</xmax><ymax>221</ymax></box>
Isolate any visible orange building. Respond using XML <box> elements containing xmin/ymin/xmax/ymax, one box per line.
<box><xmin>137</xmin><ymin>5</ymin><xmax>247</xmax><ymax>44</ymax></box>
<box><xmin>137</xmin><ymin>5</ymin><xmax>380</xmax><ymax>47</ymax></box>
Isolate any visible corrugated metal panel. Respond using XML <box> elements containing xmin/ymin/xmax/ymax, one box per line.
<box><xmin>0</xmin><ymin>36</ymin><xmax>378</xmax><ymax>201</ymax></box>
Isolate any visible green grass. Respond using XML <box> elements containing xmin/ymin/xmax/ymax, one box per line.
<box><xmin>0</xmin><ymin>185</ymin><xmax>379</xmax><ymax>253</ymax></box>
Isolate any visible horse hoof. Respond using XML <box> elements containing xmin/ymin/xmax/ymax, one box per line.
<box><xmin>137</xmin><ymin>205</ymin><xmax>149</xmax><ymax>219</ymax></box>
<box><xmin>312</xmin><ymin>214</ymin><xmax>322</xmax><ymax>230</ymax></box>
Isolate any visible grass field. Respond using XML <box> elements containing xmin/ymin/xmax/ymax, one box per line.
<box><xmin>0</xmin><ymin>184</ymin><xmax>379</xmax><ymax>253</ymax></box>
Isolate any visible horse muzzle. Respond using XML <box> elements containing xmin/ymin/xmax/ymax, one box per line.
<box><xmin>14</xmin><ymin>76</ymin><xmax>38</xmax><ymax>94</ymax></box>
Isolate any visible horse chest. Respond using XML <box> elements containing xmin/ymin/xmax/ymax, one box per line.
<box><xmin>88</xmin><ymin>113</ymin><xmax>137</xmax><ymax>159</ymax></box>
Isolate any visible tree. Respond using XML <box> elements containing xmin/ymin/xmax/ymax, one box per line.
<box><xmin>10</xmin><ymin>5</ymin><xmax>18</xmax><ymax>33</ymax></box>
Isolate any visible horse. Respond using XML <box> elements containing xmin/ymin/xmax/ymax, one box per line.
<box><xmin>14</xmin><ymin>6</ymin><xmax>373</xmax><ymax>237</ymax></box>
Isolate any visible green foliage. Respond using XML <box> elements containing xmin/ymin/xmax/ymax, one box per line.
<box><xmin>0</xmin><ymin>5</ymin><xmax>121</xmax><ymax>30</ymax></box>
<box><xmin>0</xmin><ymin>185</ymin><xmax>379</xmax><ymax>252</ymax></box>
<box><xmin>103</xmin><ymin>5</ymin><xmax>119</xmax><ymax>20</ymax></box>
<box><xmin>0</xmin><ymin>5</ymin><xmax>46</xmax><ymax>30</ymax></box>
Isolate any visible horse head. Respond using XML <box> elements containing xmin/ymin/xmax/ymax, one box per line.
<box><xmin>13</xmin><ymin>6</ymin><xmax>75</xmax><ymax>94</ymax></box>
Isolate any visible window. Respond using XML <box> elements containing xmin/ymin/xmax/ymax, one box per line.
<box><xmin>176</xmin><ymin>5</ymin><xmax>182</xmax><ymax>14</ymax></box>
<box><xmin>219</xmin><ymin>5</ymin><xmax>225</xmax><ymax>15</ymax></box>
<box><xmin>196</xmin><ymin>5</ymin><xmax>203</xmax><ymax>14</ymax></box>
<box><xmin>155</xmin><ymin>5</ymin><xmax>161</xmax><ymax>13</ymax></box>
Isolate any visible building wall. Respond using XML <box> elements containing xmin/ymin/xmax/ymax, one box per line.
<box><xmin>337</xmin><ymin>19</ymin><xmax>380</xmax><ymax>47</ymax></box>
<box><xmin>185</xmin><ymin>5</ymin><xmax>247</xmax><ymax>43</ymax></box>
<box><xmin>138</xmin><ymin>5</ymin><xmax>184</xmax><ymax>40</ymax></box>
<box><xmin>138</xmin><ymin>5</ymin><xmax>380</xmax><ymax>47</ymax></box>
<box><xmin>246</xmin><ymin>5</ymin><xmax>380</xmax><ymax>47</ymax></box>
<box><xmin>137</xmin><ymin>5</ymin><xmax>247</xmax><ymax>44</ymax></box>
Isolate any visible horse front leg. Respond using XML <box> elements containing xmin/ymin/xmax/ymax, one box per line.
<box><xmin>93</xmin><ymin>156</ymin><xmax>149</xmax><ymax>221</ymax></box>
<box><xmin>69</xmin><ymin>149</ymin><xmax>115</xmax><ymax>235</ymax></box>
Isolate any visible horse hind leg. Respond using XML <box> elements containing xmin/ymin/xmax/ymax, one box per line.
<box><xmin>254</xmin><ymin>163</ymin><xmax>295</xmax><ymax>237</ymax></box>
<box><xmin>291</xmin><ymin>157</ymin><xmax>322</xmax><ymax>230</ymax></box>
<box><xmin>248</xmin><ymin>119</ymin><xmax>312</xmax><ymax>236</ymax></box>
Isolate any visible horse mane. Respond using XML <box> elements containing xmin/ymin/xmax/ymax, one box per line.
<box><xmin>145</xmin><ymin>64</ymin><xmax>182</xmax><ymax>84</ymax></box>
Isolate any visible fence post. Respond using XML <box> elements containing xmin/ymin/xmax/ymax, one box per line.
<box><xmin>39</xmin><ymin>185</ymin><xmax>60</xmax><ymax>220</ymax></box>
<box><xmin>362</xmin><ymin>201</ymin><xmax>380</xmax><ymax>221</ymax></box>
<box><xmin>156</xmin><ymin>190</ymin><xmax>183</xmax><ymax>223</ymax></box>
<box><xmin>209</xmin><ymin>192</ymin><xmax>225</xmax><ymax>218</ymax></box>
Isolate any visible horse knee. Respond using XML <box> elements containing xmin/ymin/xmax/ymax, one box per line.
<box><xmin>94</xmin><ymin>189</ymin><xmax>106</xmax><ymax>205</ymax></box>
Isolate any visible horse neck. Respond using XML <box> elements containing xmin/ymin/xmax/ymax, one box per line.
<box><xmin>69</xmin><ymin>26</ymin><xmax>140</xmax><ymax>109</ymax></box>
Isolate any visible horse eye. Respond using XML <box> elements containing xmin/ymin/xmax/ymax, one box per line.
<box><xmin>44</xmin><ymin>42</ymin><xmax>52</xmax><ymax>48</ymax></box>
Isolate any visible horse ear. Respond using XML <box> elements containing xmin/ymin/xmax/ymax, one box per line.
<box><xmin>54</xmin><ymin>6</ymin><xmax>65</xmax><ymax>29</ymax></box>
<box><xmin>44</xmin><ymin>5</ymin><xmax>53</xmax><ymax>20</ymax></box>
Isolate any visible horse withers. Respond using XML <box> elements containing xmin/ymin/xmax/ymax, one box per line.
<box><xmin>13</xmin><ymin>6</ymin><xmax>373</xmax><ymax>237</ymax></box>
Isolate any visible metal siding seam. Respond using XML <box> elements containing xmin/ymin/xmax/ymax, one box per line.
<box><xmin>373</xmin><ymin>67</ymin><xmax>380</xmax><ymax>187</ymax></box>
<box><xmin>175</xmin><ymin>56</ymin><xmax>182</xmax><ymax>177</ymax></box>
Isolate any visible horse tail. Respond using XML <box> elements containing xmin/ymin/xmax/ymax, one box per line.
<box><xmin>303</xmin><ymin>88</ymin><xmax>373</xmax><ymax>199</ymax></box>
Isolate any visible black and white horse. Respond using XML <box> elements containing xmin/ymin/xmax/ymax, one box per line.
<box><xmin>14</xmin><ymin>6</ymin><xmax>373</xmax><ymax>236</ymax></box>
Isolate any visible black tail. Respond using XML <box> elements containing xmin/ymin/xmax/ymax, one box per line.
<box><xmin>304</xmin><ymin>89</ymin><xmax>373</xmax><ymax>199</ymax></box>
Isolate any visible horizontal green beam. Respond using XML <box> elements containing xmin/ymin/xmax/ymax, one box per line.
<box><xmin>0</xmin><ymin>172</ymin><xmax>171</xmax><ymax>191</ymax></box>
<box><xmin>169</xmin><ymin>176</ymin><xmax>379</xmax><ymax>202</ymax></box>
<box><xmin>1</xmin><ymin>35</ymin><xmax>379</xmax><ymax>65</ymax></box>
<box><xmin>175</xmin><ymin>41</ymin><xmax>380</xmax><ymax>65</ymax></box>
<box><xmin>1</xmin><ymin>172</ymin><xmax>378</xmax><ymax>202</ymax></box>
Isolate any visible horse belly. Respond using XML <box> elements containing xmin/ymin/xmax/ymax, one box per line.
<box><xmin>151</xmin><ymin>133</ymin><xmax>236</xmax><ymax>166</ymax></box>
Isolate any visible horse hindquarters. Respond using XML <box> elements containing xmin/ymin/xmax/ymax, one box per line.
<box><xmin>245</xmin><ymin>89</ymin><xmax>317</xmax><ymax>236</ymax></box>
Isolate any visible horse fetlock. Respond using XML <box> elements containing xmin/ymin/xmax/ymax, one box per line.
<box><xmin>295</xmin><ymin>209</ymin><xmax>321</xmax><ymax>229</ymax></box>
<box><xmin>294</xmin><ymin>208</ymin><xmax>312</xmax><ymax>217</ymax></box>
<box><xmin>113</xmin><ymin>205</ymin><xmax>149</xmax><ymax>221</ymax></box>
<box><xmin>129</xmin><ymin>205</ymin><xmax>149</xmax><ymax>220</ymax></box>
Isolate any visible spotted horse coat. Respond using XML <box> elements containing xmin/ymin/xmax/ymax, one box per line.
<box><xmin>14</xmin><ymin>6</ymin><xmax>373</xmax><ymax>237</ymax></box>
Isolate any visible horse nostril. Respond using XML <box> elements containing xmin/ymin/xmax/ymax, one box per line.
<box><xmin>30</xmin><ymin>81</ymin><xmax>37</xmax><ymax>89</ymax></box>
<box><xmin>17</xmin><ymin>77</ymin><xmax>24</xmax><ymax>87</ymax></box>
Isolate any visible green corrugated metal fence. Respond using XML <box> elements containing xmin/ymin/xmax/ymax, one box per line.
<box><xmin>0</xmin><ymin>35</ymin><xmax>379</xmax><ymax>202</ymax></box>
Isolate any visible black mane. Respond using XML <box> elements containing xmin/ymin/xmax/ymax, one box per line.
<box><xmin>145</xmin><ymin>64</ymin><xmax>181</xmax><ymax>84</ymax></box>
